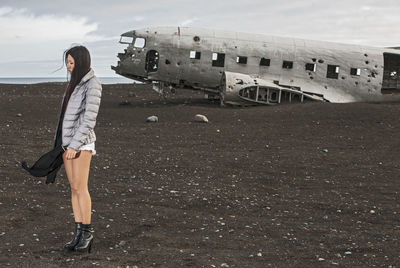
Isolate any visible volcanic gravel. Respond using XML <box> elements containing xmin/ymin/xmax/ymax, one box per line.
<box><xmin>0</xmin><ymin>82</ymin><xmax>399</xmax><ymax>267</ymax></box>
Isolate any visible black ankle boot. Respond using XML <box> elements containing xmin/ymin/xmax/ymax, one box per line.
<box><xmin>74</xmin><ymin>224</ymin><xmax>93</xmax><ymax>253</ymax></box>
<box><xmin>64</xmin><ymin>222</ymin><xmax>83</xmax><ymax>251</ymax></box>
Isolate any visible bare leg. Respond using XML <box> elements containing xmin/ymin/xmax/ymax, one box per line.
<box><xmin>63</xmin><ymin>152</ymin><xmax>83</xmax><ymax>223</ymax></box>
<box><xmin>71</xmin><ymin>151</ymin><xmax>92</xmax><ymax>224</ymax></box>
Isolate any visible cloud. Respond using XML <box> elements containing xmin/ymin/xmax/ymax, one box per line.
<box><xmin>180</xmin><ymin>18</ymin><xmax>198</xmax><ymax>27</ymax></box>
<box><xmin>361</xmin><ymin>6</ymin><xmax>372</xmax><ymax>11</ymax></box>
<box><xmin>134</xmin><ymin>16</ymin><xmax>145</xmax><ymax>22</ymax></box>
<box><xmin>0</xmin><ymin>6</ymin><xmax>13</xmax><ymax>16</ymax></box>
<box><xmin>2</xmin><ymin>1</ymin><xmax>400</xmax><ymax>77</ymax></box>
<box><xmin>0</xmin><ymin>6</ymin><xmax>102</xmax><ymax>44</ymax></box>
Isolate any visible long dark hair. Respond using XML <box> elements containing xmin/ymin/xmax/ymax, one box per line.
<box><xmin>64</xmin><ymin>46</ymin><xmax>91</xmax><ymax>106</ymax></box>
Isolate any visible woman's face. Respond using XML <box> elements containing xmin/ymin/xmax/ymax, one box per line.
<box><xmin>67</xmin><ymin>54</ymin><xmax>75</xmax><ymax>74</ymax></box>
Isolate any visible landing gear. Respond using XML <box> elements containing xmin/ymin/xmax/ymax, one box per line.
<box><xmin>152</xmin><ymin>82</ymin><xmax>176</xmax><ymax>100</ymax></box>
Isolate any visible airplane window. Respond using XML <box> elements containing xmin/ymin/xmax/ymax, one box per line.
<box><xmin>305</xmin><ymin>63</ymin><xmax>316</xmax><ymax>72</ymax></box>
<box><xmin>282</xmin><ymin>61</ymin><xmax>293</xmax><ymax>69</ymax></box>
<box><xmin>350</xmin><ymin>68</ymin><xmax>361</xmax><ymax>76</ymax></box>
<box><xmin>134</xmin><ymin>38</ymin><xmax>146</xmax><ymax>48</ymax></box>
<box><xmin>212</xmin><ymin>53</ymin><xmax>225</xmax><ymax>67</ymax></box>
<box><xmin>260</xmin><ymin>58</ymin><xmax>270</xmax><ymax>66</ymax></box>
<box><xmin>327</xmin><ymin>65</ymin><xmax>340</xmax><ymax>79</ymax></box>
<box><xmin>120</xmin><ymin>36</ymin><xmax>134</xmax><ymax>44</ymax></box>
<box><xmin>236</xmin><ymin>56</ymin><xmax>247</xmax><ymax>64</ymax></box>
<box><xmin>190</xmin><ymin>51</ymin><xmax>201</xmax><ymax>59</ymax></box>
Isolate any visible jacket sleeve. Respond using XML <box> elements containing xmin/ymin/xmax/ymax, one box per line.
<box><xmin>68</xmin><ymin>81</ymin><xmax>102</xmax><ymax>151</ymax></box>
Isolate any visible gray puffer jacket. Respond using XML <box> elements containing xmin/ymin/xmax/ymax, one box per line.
<box><xmin>56</xmin><ymin>69</ymin><xmax>102</xmax><ymax>151</ymax></box>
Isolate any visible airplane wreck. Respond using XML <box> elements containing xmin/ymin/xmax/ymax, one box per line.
<box><xmin>111</xmin><ymin>27</ymin><xmax>400</xmax><ymax>105</ymax></box>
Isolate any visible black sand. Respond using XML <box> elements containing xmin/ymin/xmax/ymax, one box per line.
<box><xmin>0</xmin><ymin>83</ymin><xmax>399</xmax><ymax>267</ymax></box>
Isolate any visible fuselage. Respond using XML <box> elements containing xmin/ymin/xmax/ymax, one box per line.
<box><xmin>112</xmin><ymin>26</ymin><xmax>400</xmax><ymax>103</ymax></box>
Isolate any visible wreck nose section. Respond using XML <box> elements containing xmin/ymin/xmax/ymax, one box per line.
<box><xmin>111</xmin><ymin>30</ymin><xmax>149</xmax><ymax>82</ymax></box>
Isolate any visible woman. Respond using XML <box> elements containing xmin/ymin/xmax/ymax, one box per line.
<box><xmin>59</xmin><ymin>45</ymin><xmax>102</xmax><ymax>253</ymax></box>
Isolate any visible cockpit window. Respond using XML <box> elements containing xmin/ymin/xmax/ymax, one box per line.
<box><xmin>134</xmin><ymin>38</ymin><xmax>146</xmax><ymax>48</ymax></box>
<box><xmin>120</xmin><ymin>36</ymin><xmax>134</xmax><ymax>44</ymax></box>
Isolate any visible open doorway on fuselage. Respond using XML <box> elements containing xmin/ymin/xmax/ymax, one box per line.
<box><xmin>382</xmin><ymin>53</ymin><xmax>400</xmax><ymax>94</ymax></box>
<box><xmin>145</xmin><ymin>50</ymin><xmax>159</xmax><ymax>73</ymax></box>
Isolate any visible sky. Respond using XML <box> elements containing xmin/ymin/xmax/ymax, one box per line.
<box><xmin>1</xmin><ymin>0</ymin><xmax>400</xmax><ymax>77</ymax></box>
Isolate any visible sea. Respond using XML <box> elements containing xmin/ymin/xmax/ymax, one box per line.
<box><xmin>0</xmin><ymin>77</ymin><xmax>134</xmax><ymax>84</ymax></box>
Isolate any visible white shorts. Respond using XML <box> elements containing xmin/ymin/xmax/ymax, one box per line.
<box><xmin>79</xmin><ymin>142</ymin><xmax>96</xmax><ymax>155</ymax></box>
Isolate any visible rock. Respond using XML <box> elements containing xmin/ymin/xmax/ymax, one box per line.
<box><xmin>194</xmin><ymin>114</ymin><xmax>209</xmax><ymax>123</ymax></box>
<box><xmin>119</xmin><ymin>240</ymin><xmax>126</xmax><ymax>247</ymax></box>
<box><xmin>119</xmin><ymin>100</ymin><xmax>131</xmax><ymax>106</ymax></box>
<box><xmin>221</xmin><ymin>264</ymin><xmax>229</xmax><ymax>268</ymax></box>
<box><xmin>146</xmin><ymin>115</ymin><xmax>158</xmax><ymax>122</ymax></box>
<box><xmin>16</xmin><ymin>113</ymin><xmax>22</xmax><ymax>117</ymax></box>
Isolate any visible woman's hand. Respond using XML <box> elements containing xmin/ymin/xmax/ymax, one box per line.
<box><xmin>65</xmin><ymin>148</ymin><xmax>77</xmax><ymax>159</ymax></box>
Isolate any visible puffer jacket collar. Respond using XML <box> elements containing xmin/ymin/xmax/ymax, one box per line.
<box><xmin>78</xmin><ymin>68</ymin><xmax>94</xmax><ymax>86</ymax></box>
